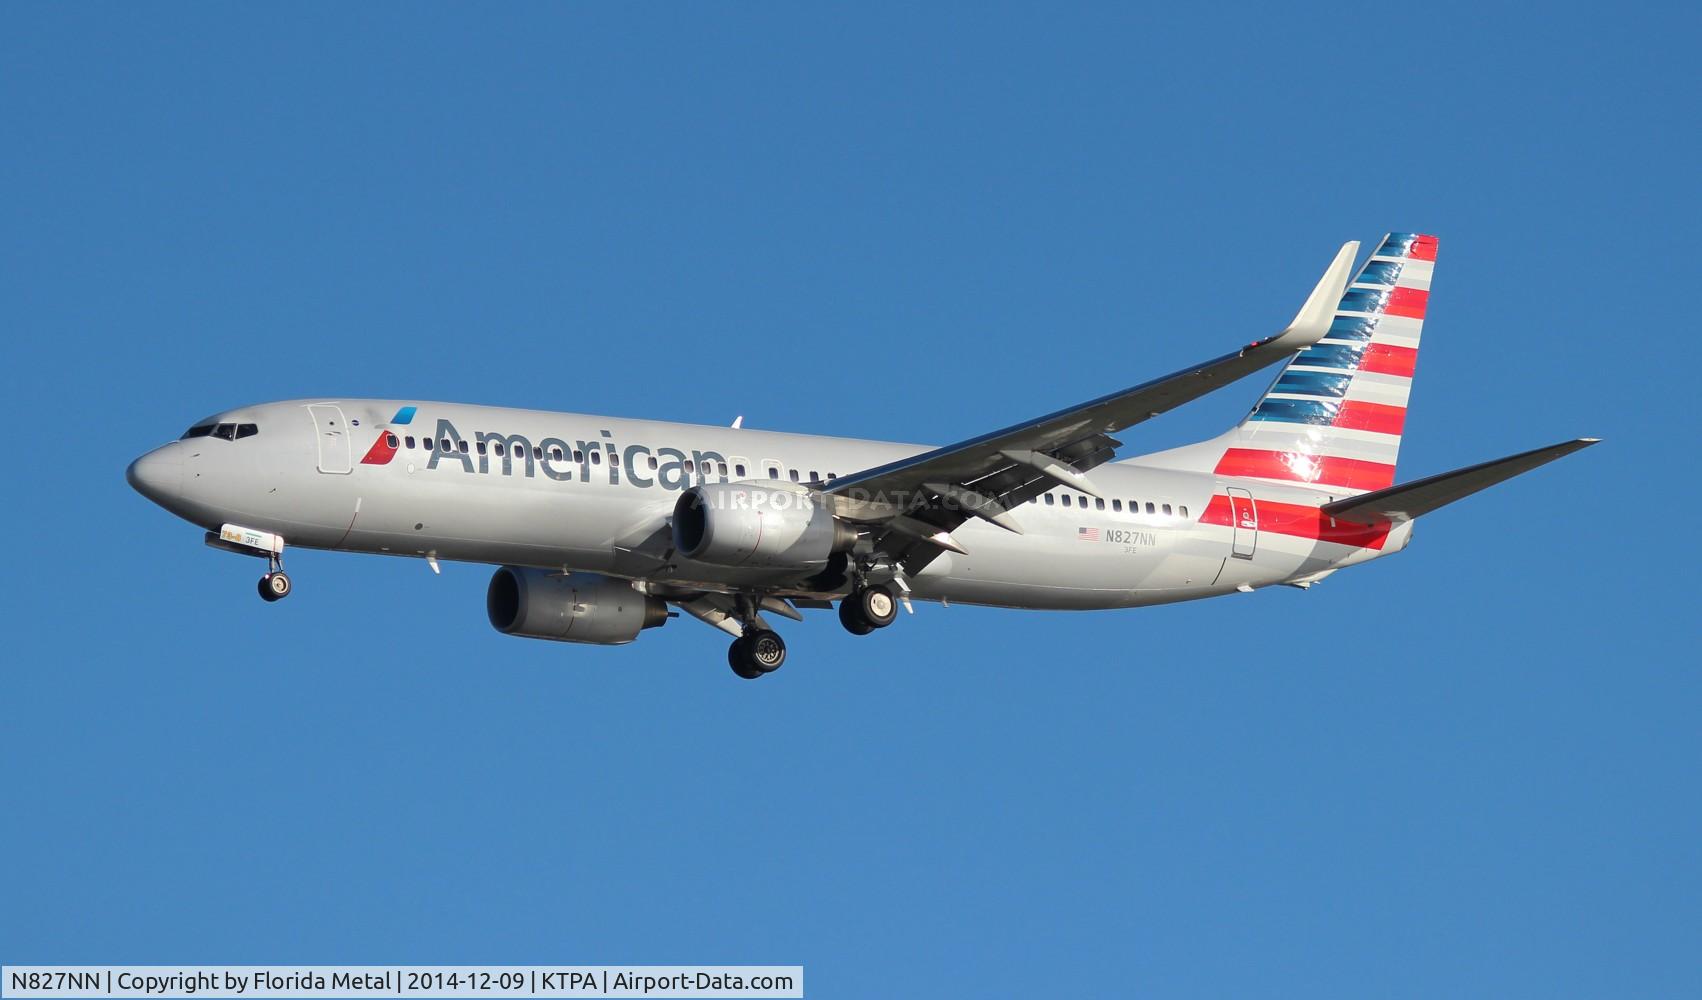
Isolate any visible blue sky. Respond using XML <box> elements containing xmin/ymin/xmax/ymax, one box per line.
<box><xmin>3</xmin><ymin>4</ymin><xmax>1697</xmax><ymax>997</ymax></box>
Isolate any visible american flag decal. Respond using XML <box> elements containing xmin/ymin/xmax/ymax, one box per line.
<box><xmin>1077</xmin><ymin>526</ymin><xmax>1100</xmax><ymax>542</ymax></box>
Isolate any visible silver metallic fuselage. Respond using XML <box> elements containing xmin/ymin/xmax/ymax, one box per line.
<box><xmin>128</xmin><ymin>398</ymin><xmax>1408</xmax><ymax>611</ymax></box>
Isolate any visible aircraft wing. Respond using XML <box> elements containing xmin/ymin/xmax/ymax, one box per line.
<box><xmin>823</xmin><ymin>241</ymin><xmax>1359</xmax><ymax>570</ymax></box>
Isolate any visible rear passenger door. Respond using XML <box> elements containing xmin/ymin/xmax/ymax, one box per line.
<box><xmin>1226</xmin><ymin>487</ymin><xmax>1257</xmax><ymax>558</ymax></box>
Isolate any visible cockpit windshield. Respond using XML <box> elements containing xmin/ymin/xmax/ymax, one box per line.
<box><xmin>181</xmin><ymin>422</ymin><xmax>258</xmax><ymax>441</ymax></box>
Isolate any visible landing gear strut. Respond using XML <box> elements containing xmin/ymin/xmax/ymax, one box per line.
<box><xmin>839</xmin><ymin>583</ymin><xmax>897</xmax><ymax>634</ymax></box>
<box><xmin>728</xmin><ymin>629</ymin><xmax>787</xmax><ymax>679</ymax></box>
<box><xmin>258</xmin><ymin>552</ymin><xmax>292</xmax><ymax>602</ymax></box>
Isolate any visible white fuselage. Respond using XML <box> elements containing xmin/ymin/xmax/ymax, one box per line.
<box><xmin>131</xmin><ymin>398</ymin><xmax>1410</xmax><ymax>612</ymax></box>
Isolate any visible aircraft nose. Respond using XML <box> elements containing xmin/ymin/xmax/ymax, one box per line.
<box><xmin>127</xmin><ymin>442</ymin><xmax>183</xmax><ymax>505</ymax></box>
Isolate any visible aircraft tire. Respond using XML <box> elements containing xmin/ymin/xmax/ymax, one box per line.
<box><xmin>744</xmin><ymin>629</ymin><xmax>787</xmax><ymax>673</ymax></box>
<box><xmin>259</xmin><ymin>572</ymin><xmax>292</xmax><ymax>602</ymax></box>
<box><xmin>728</xmin><ymin>637</ymin><xmax>764</xmax><ymax>679</ymax></box>
<box><xmin>855</xmin><ymin>584</ymin><xmax>898</xmax><ymax>628</ymax></box>
<box><xmin>838</xmin><ymin>599</ymin><xmax>875</xmax><ymax>635</ymax></box>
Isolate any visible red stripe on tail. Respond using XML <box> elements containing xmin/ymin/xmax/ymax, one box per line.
<box><xmin>1214</xmin><ymin>448</ymin><xmax>1397</xmax><ymax>490</ymax></box>
<box><xmin>1358</xmin><ymin>343</ymin><xmax>1418</xmax><ymax>377</ymax></box>
<box><xmin>1332</xmin><ymin>401</ymin><xmax>1407</xmax><ymax>435</ymax></box>
<box><xmin>1386</xmin><ymin>286</ymin><xmax>1428</xmax><ymax>319</ymax></box>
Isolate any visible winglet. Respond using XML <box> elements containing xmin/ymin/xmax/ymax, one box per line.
<box><xmin>1269</xmin><ymin>240</ymin><xmax>1359</xmax><ymax>351</ymax></box>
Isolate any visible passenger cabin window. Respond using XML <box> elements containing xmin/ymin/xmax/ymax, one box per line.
<box><xmin>405</xmin><ymin>436</ymin><xmax>415</xmax><ymax>449</ymax></box>
<box><xmin>1044</xmin><ymin>494</ymin><xmax>1055</xmax><ymax>505</ymax></box>
<box><xmin>1162</xmin><ymin>503</ymin><xmax>1172</xmax><ymax>516</ymax></box>
<box><xmin>1061</xmin><ymin>495</ymin><xmax>1072</xmax><ymax>507</ymax></box>
<box><xmin>789</xmin><ymin>469</ymin><xmax>800</xmax><ymax>482</ymax></box>
<box><xmin>424</xmin><ymin>439</ymin><xmax>434</xmax><ymax>451</ymax></box>
<box><xmin>1145</xmin><ymin>502</ymin><xmax>1156</xmax><ymax>514</ymax></box>
<box><xmin>768</xmin><ymin>467</ymin><xmax>780</xmax><ymax>479</ymax></box>
<box><xmin>1095</xmin><ymin>498</ymin><xmax>1105</xmax><ymax>511</ymax></box>
<box><xmin>1112</xmin><ymin>499</ymin><xmax>1122</xmax><ymax>512</ymax></box>
<box><xmin>477</xmin><ymin>442</ymin><xmax>488</xmax><ymax>455</ymax></box>
<box><xmin>1179</xmin><ymin>505</ymin><xmax>1189</xmax><ymax>518</ymax></box>
<box><xmin>385</xmin><ymin>433</ymin><xmax>398</xmax><ymax>448</ymax></box>
<box><xmin>735</xmin><ymin>463</ymin><xmax>746</xmax><ymax>476</ymax></box>
<box><xmin>590</xmin><ymin>450</ymin><xmax>601</xmax><ymax>464</ymax></box>
<box><xmin>458</xmin><ymin>441</ymin><xmax>469</xmax><ymax>454</ymax></box>
<box><xmin>551</xmin><ymin>446</ymin><xmax>564</xmax><ymax>461</ymax></box>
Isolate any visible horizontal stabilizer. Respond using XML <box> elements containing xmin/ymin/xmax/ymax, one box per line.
<box><xmin>1323</xmin><ymin>438</ymin><xmax>1599</xmax><ymax>524</ymax></box>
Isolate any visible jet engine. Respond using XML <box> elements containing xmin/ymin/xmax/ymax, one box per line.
<box><xmin>486</xmin><ymin>567</ymin><xmax>668</xmax><ymax>645</ymax></box>
<box><xmin>672</xmin><ymin>483</ymin><xmax>858</xmax><ymax>570</ymax></box>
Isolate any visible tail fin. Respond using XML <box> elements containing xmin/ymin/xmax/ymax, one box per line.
<box><xmin>1212</xmin><ymin>232</ymin><xmax>1437</xmax><ymax>495</ymax></box>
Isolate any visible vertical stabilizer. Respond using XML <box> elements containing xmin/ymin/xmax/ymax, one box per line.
<box><xmin>1170</xmin><ymin>233</ymin><xmax>1437</xmax><ymax>495</ymax></box>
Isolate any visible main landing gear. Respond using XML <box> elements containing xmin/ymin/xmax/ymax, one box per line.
<box><xmin>838</xmin><ymin>583</ymin><xmax>898</xmax><ymax>635</ymax></box>
<box><xmin>728</xmin><ymin>628</ymin><xmax>787</xmax><ymax>680</ymax></box>
<box><xmin>721</xmin><ymin>583</ymin><xmax>896</xmax><ymax>679</ymax></box>
<box><xmin>721</xmin><ymin>593</ymin><xmax>788</xmax><ymax>679</ymax></box>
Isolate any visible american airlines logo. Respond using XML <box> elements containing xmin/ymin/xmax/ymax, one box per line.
<box><xmin>361</xmin><ymin>406</ymin><xmax>733</xmax><ymax>493</ymax></box>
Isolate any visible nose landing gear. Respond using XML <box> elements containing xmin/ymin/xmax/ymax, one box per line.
<box><xmin>205</xmin><ymin>524</ymin><xmax>293</xmax><ymax>603</ymax></box>
<box><xmin>259</xmin><ymin>570</ymin><xmax>292</xmax><ymax>602</ymax></box>
<box><xmin>257</xmin><ymin>547</ymin><xmax>292</xmax><ymax>603</ymax></box>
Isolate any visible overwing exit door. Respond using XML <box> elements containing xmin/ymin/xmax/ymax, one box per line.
<box><xmin>1226</xmin><ymin>487</ymin><xmax>1258</xmax><ymax>559</ymax></box>
<box><xmin>307</xmin><ymin>404</ymin><xmax>353</xmax><ymax>474</ymax></box>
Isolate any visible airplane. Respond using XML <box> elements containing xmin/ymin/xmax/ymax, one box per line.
<box><xmin>127</xmin><ymin>233</ymin><xmax>1596</xmax><ymax>679</ymax></box>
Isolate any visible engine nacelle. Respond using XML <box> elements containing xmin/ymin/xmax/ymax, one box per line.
<box><xmin>486</xmin><ymin>567</ymin><xmax>668</xmax><ymax>645</ymax></box>
<box><xmin>673</xmin><ymin>483</ymin><xmax>858</xmax><ymax>570</ymax></box>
